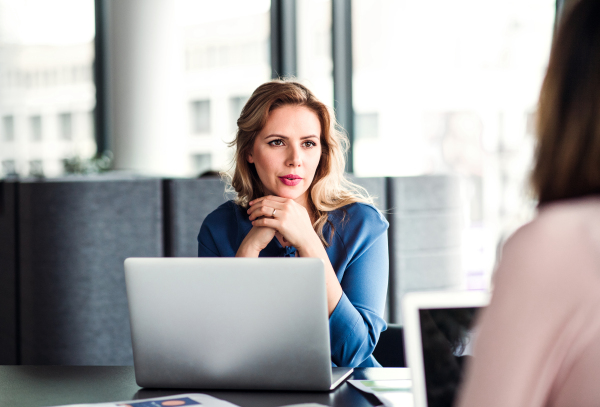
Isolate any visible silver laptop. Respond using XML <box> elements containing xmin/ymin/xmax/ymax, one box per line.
<box><xmin>402</xmin><ymin>290</ymin><xmax>489</xmax><ymax>407</ymax></box>
<box><xmin>124</xmin><ymin>257</ymin><xmax>353</xmax><ymax>391</ymax></box>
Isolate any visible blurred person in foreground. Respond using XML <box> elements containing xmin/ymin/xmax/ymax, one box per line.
<box><xmin>456</xmin><ymin>1</ymin><xmax>600</xmax><ymax>406</ymax></box>
<box><xmin>197</xmin><ymin>80</ymin><xmax>389</xmax><ymax>368</ymax></box>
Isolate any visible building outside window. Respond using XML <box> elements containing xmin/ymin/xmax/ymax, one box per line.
<box><xmin>296</xmin><ymin>0</ymin><xmax>333</xmax><ymax>107</ymax></box>
<box><xmin>2</xmin><ymin>159</ymin><xmax>16</xmax><ymax>176</ymax></box>
<box><xmin>28</xmin><ymin>159</ymin><xmax>43</xmax><ymax>177</ymax></box>
<box><xmin>59</xmin><ymin>112</ymin><xmax>72</xmax><ymax>140</ymax></box>
<box><xmin>352</xmin><ymin>0</ymin><xmax>555</xmax><ymax>288</ymax></box>
<box><xmin>193</xmin><ymin>153</ymin><xmax>213</xmax><ymax>177</ymax></box>
<box><xmin>355</xmin><ymin>112</ymin><xmax>379</xmax><ymax>141</ymax></box>
<box><xmin>229</xmin><ymin>95</ymin><xmax>248</xmax><ymax>132</ymax></box>
<box><xmin>30</xmin><ymin>115</ymin><xmax>42</xmax><ymax>141</ymax></box>
<box><xmin>2</xmin><ymin>115</ymin><xmax>14</xmax><ymax>141</ymax></box>
<box><xmin>182</xmin><ymin>0</ymin><xmax>271</xmax><ymax>174</ymax></box>
<box><xmin>0</xmin><ymin>0</ymin><xmax>96</xmax><ymax>178</ymax></box>
<box><xmin>190</xmin><ymin>100</ymin><xmax>211</xmax><ymax>134</ymax></box>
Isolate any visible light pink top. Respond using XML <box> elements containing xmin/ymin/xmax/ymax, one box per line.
<box><xmin>456</xmin><ymin>197</ymin><xmax>600</xmax><ymax>407</ymax></box>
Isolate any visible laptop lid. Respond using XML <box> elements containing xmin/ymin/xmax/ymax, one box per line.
<box><xmin>124</xmin><ymin>257</ymin><xmax>351</xmax><ymax>391</ymax></box>
<box><xmin>402</xmin><ymin>290</ymin><xmax>489</xmax><ymax>407</ymax></box>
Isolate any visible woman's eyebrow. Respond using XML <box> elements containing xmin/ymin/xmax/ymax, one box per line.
<box><xmin>264</xmin><ymin>134</ymin><xmax>319</xmax><ymax>140</ymax></box>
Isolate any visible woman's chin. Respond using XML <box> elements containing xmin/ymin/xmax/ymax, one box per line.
<box><xmin>277</xmin><ymin>192</ymin><xmax>302</xmax><ymax>200</ymax></box>
<box><xmin>271</xmin><ymin>188</ymin><xmax>307</xmax><ymax>201</ymax></box>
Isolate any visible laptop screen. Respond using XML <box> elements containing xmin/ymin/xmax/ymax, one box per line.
<box><xmin>419</xmin><ymin>306</ymin><xmax>484</xmax><ymax>407</ymax></box>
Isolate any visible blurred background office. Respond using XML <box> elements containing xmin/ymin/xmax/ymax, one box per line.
<box><xmin>0</xmin><ymin>0</ymin><xmax>556</xmax><ymax>290</ymax></box>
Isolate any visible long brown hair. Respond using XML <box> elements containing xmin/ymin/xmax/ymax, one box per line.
<box><xmin>225</xmin><ymin>79</ymin><xmax>373</xmax><ymax>246</ymax></box>
<box><xmin>532</xmin><ymin>0</ymin><xmax>600</xmax><ymax>205</ymax></box>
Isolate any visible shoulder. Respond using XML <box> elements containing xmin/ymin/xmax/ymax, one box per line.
<box><xmin>499</xmin><ymin>196</ymin><xmax>600</xmax><ymax>284</ymax></box>
<box><xmin>198</xmin><ymin>200</ymin><xmax>245</xmax><ymax>256</ymax></box>
<box><xmin>329</xmin><ymin>202</ymin><xmax>389</xmax><ymax>231</ymax></box>
<box><xmin>507</xmin><ymin>197</ymin><xmax>600</xmax><ymax>251</ymax></box>
<box><xmin>328</xmin><ymin>203</ymin><xmax>389</xmax><ymax>249</ymax></box>
<box><xmin>345</xmin><ymin>202</ymin><xmax>388</xmax><ymax>223</ymax></box>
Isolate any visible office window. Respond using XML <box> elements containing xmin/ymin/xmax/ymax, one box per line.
<box><xmin>2</xmin><ymin>160</ymin><xmax>17</xmax><ymax>177</ymax></box>
<box><xmin>59</xmin><ymin>113</ymin><xmax>73</xmax><ymax>140</ymax></box>
<box><xmin>29</xmin><ymin>159</ymin><xmax>44</xmax><ymax>177</ymax></box>
<box><xmin>352</xmin><ymin>0</ymin><xmax>555</xmax><ymax>286</ymax></box>
<box><xmin>193</xmin><ymin>153</ymin><xmax>212</xmax><ymax>177</ymax></box>
<box><xmin>182</xmin><ymin>0</ymin><xmax>270</xmax><ymax>174</ymax></box>
<box><xmin>30</xmin><ymin>116</ymin><xmax>42</xmax><ymax>141</ymax></box>
<box><xmin>297</xmin><ymin>0</ymin><xmax>333</xmax><ymax>107</ymax></box>
<box><xmin>190</xmin><ymin>100</ymin><xmax>211</xmax><ymax>134</ymax></box>
<box><xmin>355</xmin><ymin>113</ymin><xmax>379</xmax><ymax>140</ymax></box>
<box><xmin>0</xmin><ymin>0</ymin><xmax>96</xmax><ymax>177</ymax></box>
<box><xmin>229</xmin><ymin>96</ymin><xmax>249</xmax><ymax>132</ymax></box>
<box><xmin>2</xmin><ymin>116</ymin><xmax>15</xmax><ymax>141</ymax></box>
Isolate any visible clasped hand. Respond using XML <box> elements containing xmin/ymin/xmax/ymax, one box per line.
<box><xmin>238</xmin><ymin>195</ymin><xmax>320</xmax><ymax>256</ymax></box>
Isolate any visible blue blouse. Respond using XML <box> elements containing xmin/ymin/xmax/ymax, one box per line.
<box><xmin>197</xmin><ymin>200</ymin><xmax>389</xmax><ymax>368</ymax></box>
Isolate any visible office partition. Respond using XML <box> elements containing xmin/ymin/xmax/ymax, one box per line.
<box><xmin>0</xmin><ymin>181</ymin><xmax>18</xmax><ymax>364</ymax></box>
<box><xmin>387</xmin><ymin>175</ymin><xmax>464</xmax><ymax>323</ymax></box>
<box><xmin>18</xmin><ymin>176</ymin><xmax>162</xmax><ymax>365</ymax></box>
<box><xmin>2</xmin><ymin>174</ymin><xmax>464</xmax><ymax>364</ymax></box>
<box><xmin>164</xmin><ymin>177</ymin><xmax>233</xmax><ymax>257</ymax></box>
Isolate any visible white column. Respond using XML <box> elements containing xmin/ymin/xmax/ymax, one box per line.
<box><xmin>107</xmin><ymin>0</ymin><xmax>188</xmax><ymax>176</ymax></box>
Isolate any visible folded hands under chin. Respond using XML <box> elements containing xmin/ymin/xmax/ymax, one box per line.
<box><xmin>237</xmin><ymin>195</ymin><xmax>321</xmax><ymax>257</ymax></box>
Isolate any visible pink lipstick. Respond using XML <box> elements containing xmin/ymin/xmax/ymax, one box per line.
<box><xmin>278</xmin><ymin>174</ymin><xmax>302</xmax><ymax>186</ymax></box>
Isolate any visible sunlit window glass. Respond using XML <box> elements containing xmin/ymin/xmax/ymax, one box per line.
<box><xmin>229</xmin><ymin>95</ymin><xmax>249</xmax><ymax>133</ymax></box>
<box><xmin>59</xmin><ymin>113</ymin><xmax>72</xmax><ymax>140</ymax></box>
<box><xmin>28</xmin><ymin>159</ymin><xmax>43</xmax><ymax>177</ymax></box>
<box><xmin>0</xmin><ymin>0</ymin><xmax>96</xmax><ymax>178</ymax></box>
<box><xmin>2</xmin><ymin>159</ymin><xmax>16</xmax><ymax>176</ymax></box>
<box><xmin>352</xmin><ymin>0</ymin><xmax>555</xmax><ymax>287</ymax></box>
<box><xmin>30</xmin><ymin>115</ymin><xmax>42</xmax><ymax>142</ymax></box>
<box><xmin>180</xmin><ymin>0</ymin><xmax>271</xmax><ymax>175</ymax></box>
<box><xmin>190</xmin><ymin>100</ymin><xmax>211</xmax><ymax>134</ymax></box>
<box><xmin>2</xmin><ymin>115</ymin><xmax>14</xmax><ymax>141</ymax></box>
<box><xmin>297</xmin><ymin>0</ymin><xmax>333</xmax><ymax>107</ymax></box>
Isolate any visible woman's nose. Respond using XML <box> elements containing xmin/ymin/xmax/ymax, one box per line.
<box><xmin>286</xmin><ymin>146</ymin><xmax>302</xmax><ymax>167</ymax></box>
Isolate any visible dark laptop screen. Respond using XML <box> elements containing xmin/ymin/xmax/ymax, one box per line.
<box><xmin>419</xmin><ymin>306</ymin><xmax>483</xmax><ymax>407</ymax></box>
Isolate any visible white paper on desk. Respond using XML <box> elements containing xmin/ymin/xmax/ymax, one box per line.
<box><xmin>46</xmin><ymin>393</ymin><xmax>240</xmax><ymax>407</ymax></box>
<box><xmin>348</xmin><ymin>380</ymin><xmax>413</xmax><ymax>407</ymax></box>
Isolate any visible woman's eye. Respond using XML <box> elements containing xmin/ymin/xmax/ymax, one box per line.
<box><xmin>302</xmin><ymin>141</ymin><xmax>317</xmax><ymax>148</ymax></box>
<box><xmin>268</xmin><ymin>139</ymin><xmax>284</xmax><ymax>146</ymax></box>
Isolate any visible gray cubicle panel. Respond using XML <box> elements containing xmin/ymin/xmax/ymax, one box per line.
<box><xmin>18</xmin><ymin>176</ymin><xmax>163</xmax><ymax>365</ymax></box>
<box><xmin>387</xmin><ymin>175</ymin><xmax>464</xmax><ymax>323</ymax></box>
<box><xmin>346</xmin><ymin>175</ymin><xmax>387</xmax><ymax>212</ymax></box>
<box><xmin>0</xmin><ymin>181</ymin><xmax>18</xmax><ymax>364</ymax></box>
<box><xmin>164</xmin><ymin>177</ymin><xmax>233</xmax><ymax>257</ymax></box>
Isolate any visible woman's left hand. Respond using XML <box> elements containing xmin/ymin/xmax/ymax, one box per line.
<box><xmin>247</xmin><ymin>195</ymin><xmax>321</xmax><ymax>253</ymax></box>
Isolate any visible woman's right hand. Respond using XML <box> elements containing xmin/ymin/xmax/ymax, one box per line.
<box><xmin>235</xmin><ymin>223</ymin><xmax>276</xmax><ymax>257</ymax></box>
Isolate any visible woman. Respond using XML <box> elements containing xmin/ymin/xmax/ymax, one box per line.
<box><xmin>456</xmin><ymin>1</ymin><xmax>600</xmax><ymax>406</ymax></box>
<box><xmin>197</xmin><ymin>80</ymin><xmax>389</xmax><ymax>368</ymax></box>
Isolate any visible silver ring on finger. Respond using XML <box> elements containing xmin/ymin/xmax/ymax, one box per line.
<box><xmin>272</xmin><ymin>208</ymin><xmax>277</xmax><ymax>217</ymax></box>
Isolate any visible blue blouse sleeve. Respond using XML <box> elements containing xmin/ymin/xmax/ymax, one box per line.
<box><xmin>197</xmin><ymin>201</ymin><xmax>239</xmax><ymax>257</ymax></box>
<box><xmin>198</xmin><ymin>223</ymin><xmax>219</xmax><ymax>256</ymax></box>
<box><xmin>328</xmin><ymin>204</ymin><xmax>389</xmax><ymax>367</ymax></box>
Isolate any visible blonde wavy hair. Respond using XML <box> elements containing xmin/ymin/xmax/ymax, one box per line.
<box><xmin>224</xmin><ymin>79</ymin><xmax>373</xmax><ymax>246</ymax></box>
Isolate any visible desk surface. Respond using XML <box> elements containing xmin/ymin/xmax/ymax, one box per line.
<box><xmin>0</xmin><ymin>366</ymin><xmax>410</xmax><ymax>407</ymax></box>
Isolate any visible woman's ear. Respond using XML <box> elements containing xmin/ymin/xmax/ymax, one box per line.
<box><xmin>247</xmin><ymin>153</ymin><xmax>254</xmax><ymax>164</ymax></box>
